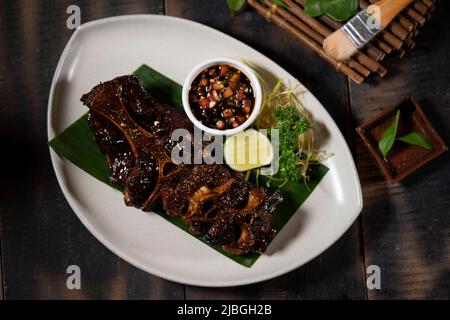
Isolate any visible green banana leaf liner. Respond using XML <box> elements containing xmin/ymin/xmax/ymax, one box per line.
<box><xmin>49</xmin><ymin>64</ymin><xmax>329</xmax><ymax>267</ymax></box>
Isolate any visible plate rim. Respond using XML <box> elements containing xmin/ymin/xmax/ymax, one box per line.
<box><xmin>47</xmin><ymin>14</ymin><xmax>363</xmax><ymax>287</ymax></box>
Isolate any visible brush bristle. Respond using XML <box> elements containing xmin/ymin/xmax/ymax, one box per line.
<box><xmin>323</xmin><ymin>29</ymin><xmax>358</xmax><ymax>61</ymax></box>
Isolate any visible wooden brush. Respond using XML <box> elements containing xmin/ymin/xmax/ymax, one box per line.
<box><xmin>323</xmin><ymin>0</ymin><xmax>414</xmax><ymax>61</ymax></box>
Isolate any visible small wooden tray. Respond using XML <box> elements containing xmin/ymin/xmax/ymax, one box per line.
<box><xmin>356</xmin><ymin>97</ymin><xmax>447</xmax><ymax>183</ymax></box>
<box><xmin>248</xmin><ymin>0</ymin><xmax>438</xmax><ymax>84</ymax></box>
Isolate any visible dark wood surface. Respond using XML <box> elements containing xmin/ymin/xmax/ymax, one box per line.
<box><xmin>350</xmin><ymin>6</ymin><xmax>450</xmax><ymax>299</ymax></box>
<box><xmin>0</xmin><ymin>0</ymin><xmax>448</xmax><ymax>299</ymax></box>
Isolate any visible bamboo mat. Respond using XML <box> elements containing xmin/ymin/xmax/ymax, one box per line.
<box><xmin>248</xmin><ymin>0</ymin><xmax>438</xmax><ymax>84</ymax></box>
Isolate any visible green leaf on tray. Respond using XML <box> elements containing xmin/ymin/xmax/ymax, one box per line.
<box><xmin>378</xmin><ymin>110</ymin><xmax>400</xmax><ymax>160</ymax></box>
<box><xmin>227</xmin><ymin>0</ymin><xmax>246</xmax><ymax>16</ymax></box>
<box><xmin>397</xmin><ymin>132</ymin><xmax>433</xmax><ymax>150</ymax></box>
<box><xmin>304</xmin><ymin>0</ymin><xmax>359</xmax><ymax>21</ymax></box>
<box><xmin>48</xmin><ymin>64</ymin><xmax>328</xmax><ymax>267</ymax></box>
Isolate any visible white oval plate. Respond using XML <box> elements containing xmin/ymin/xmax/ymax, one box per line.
<box><xmin>48</xmin><ymin>15</ymin><xmax>362</xmax><ymax>287</ymax></box>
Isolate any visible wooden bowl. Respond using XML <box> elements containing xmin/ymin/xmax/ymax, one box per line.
<box><xmin>356</xmin><ymin>97</ymin><xmax>447</xmax><ymax>184</ymax></box>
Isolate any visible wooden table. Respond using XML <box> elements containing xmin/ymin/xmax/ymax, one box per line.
<box><xmin>1</xmin><ymin>0</ymin><xmax>448</xmax><ymax>300</ymax></box>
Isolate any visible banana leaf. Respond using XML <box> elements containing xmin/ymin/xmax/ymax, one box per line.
<box><xmin>48</xmin><ymin>64</ymin><xmax>328</xmax><ymax>267</ymax></box>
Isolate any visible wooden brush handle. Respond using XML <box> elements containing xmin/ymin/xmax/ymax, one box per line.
<box><xmin>369</xmin><ymin>0</ymin><xmax>414</xmax><ymax>29</ymax></box>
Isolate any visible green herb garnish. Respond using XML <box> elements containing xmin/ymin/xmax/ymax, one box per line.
<box><xmin>251</xmin><ymin>77</ymin><xmax>332</xmax><ymax>184</ymax></box>
<box><xmin>378</xmin><ymin>110</ymin><xmax>433</xmax><ymax>160</ymax></box>
<box><xmin>304</xmin><ymin>0</ymin><xmax>359</xmax><ymax>21</ymax></box>
<box><xmin>271</xmin><ymin>107</ymin><xmax>312</xmax><ymax>181</ymax></box>
<box><xmin>278</xmin><ymin>149</ymin><xmax>302</xmax><ymax>181</ymax></box>
<box><xmin>275</xmin><ymin>107</ymin><xmax>312</xmax><ymax>146</ymax></box>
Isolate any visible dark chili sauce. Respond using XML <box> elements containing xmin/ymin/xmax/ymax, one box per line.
<box><xmin>189</xmin><ymin>64</ymin><xmax>255</xmax><ymax>130</ymax></box>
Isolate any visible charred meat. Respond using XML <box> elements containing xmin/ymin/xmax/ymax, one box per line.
<box><xmin>81</xmin><ymin>76</ymin><xmax>180</xmax><ymax>210</ymax></box>
<box><xmin>81</xmin><ymin>75</ymin><xmax>283</xmax><ymax>254</ymax></box>
<box><xmin>87</xmin><ymin>112</ymin><xmax>135</xmax><ymax>187</ymax></box>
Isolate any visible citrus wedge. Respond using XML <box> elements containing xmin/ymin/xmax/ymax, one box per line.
<box><xmin>224</xmin><ymin>129</ymin><xmax>274</xmax><ymax>172</ymax></box>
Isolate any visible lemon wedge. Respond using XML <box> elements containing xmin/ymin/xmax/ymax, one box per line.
<box><xmin>224</xmin><ymin>129</ymin><xmax>274</xmax><ymax>172</ymax></box>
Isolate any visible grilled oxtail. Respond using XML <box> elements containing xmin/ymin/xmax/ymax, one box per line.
<box><xmin>81</xmin><ymin>75</ymin><xmax>283</xmax><ymax>254</ymax></box>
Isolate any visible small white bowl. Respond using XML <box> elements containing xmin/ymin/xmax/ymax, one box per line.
<box><xmin>182</xmin><ymin>57</ymin><xmax>263</xmax><ymax>136</ymax></box>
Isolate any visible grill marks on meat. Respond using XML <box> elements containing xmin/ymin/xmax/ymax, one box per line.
<box><xmin>236</xmin><ymin>187</ymin><xmax>282</xmax><ymax>253</ymax></box>
<box><xmin>81</xmin><ymin>75</ymin><xmax>283</xmax><ymax>254</ymax></box>
<box><xmin>160</xmin><ymin>170</ymin><xmax>282</xmax><ymax>253</ymax></box>
<box><xmin>87</xmin><ymin>112</ymin><xmax>135</xmax><ymax>187</ymax></box>
<box><xmin>160</xmin><ymin>164</ymin><xmax>231</xmax><ymax>216</ymax></box>
<box><xmin>81</xmin><ymin>76</ymin><xmax>180</xmax><ymax>210</ymax></box>
<box><xmin>119</xmin><ymin>76</ymin><xmax>193</xmax><ymax>139</ymax></box>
